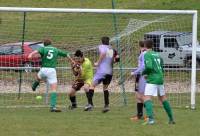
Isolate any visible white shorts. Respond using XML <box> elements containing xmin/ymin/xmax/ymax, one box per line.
<box><xmin>38</xmin><ymin>68</ymin><xmax>57</xmax><ymax>84</ymax></box>
<box><xmin>144</xmin><ymin>83</ymin><xmax>165</xmax><ymax>96</ymax></box>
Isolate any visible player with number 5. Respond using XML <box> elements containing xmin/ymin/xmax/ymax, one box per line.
<box><xmin>142</xmin><ymin>39</ymin><xmax>175</xmax><ymax>125</ymax></box>
<box><xmin>28</xmin><ymin>39</ymin><xmax>74</xmax><ymax>112</ymax></box>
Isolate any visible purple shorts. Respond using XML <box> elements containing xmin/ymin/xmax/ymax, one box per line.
<box><xmin>136</xmin><ymin>75</ymin><xmax>146</xmax><ymax>94</ymax></box>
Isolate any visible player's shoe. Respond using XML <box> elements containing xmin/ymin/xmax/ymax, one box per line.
<box><xmin>68</xmin><ymin>105</ymin><xmax>77</xmax><ymax>110</ymax></box>
<box><xmin>50</xmin><ymin>107</ymin><xmax>62</xmax><ymax>112</ymax></box>
<box><xmin>143</xmin><ymin>115</ymin><xmax>148</xmax><ymax>121</ymax></box>
<box><xmin>168</xmin><ymin>120</ymin><xmax>176</xmax><ymax>125</ymax></box>
<box><xmin>130</xmin><ymin>115</ymin><xmax>142</xmax><ymax>121</ymax></box>
<box><xmin>142</xmin><ymin>118</ymin><xmax>155</xmax><ymax>125</ymax></box>
<box><xmin>130</xmin><ymin>115</ymin><xmax>147</xmax><ymax>121</ymax></box>
<box><xmin>84</xmin><ymin>104</ymin><xmax>93</xmax><ymax>111</ymax></box>
<box><xmin>102</xmin><ymin>105</ymin><xmax>110</xmax><ymax>113</ymax></box>
<box><xmin>32</xmin><ymin>81</ymin><xmax>39</xmax><ymax>91</ymax></box>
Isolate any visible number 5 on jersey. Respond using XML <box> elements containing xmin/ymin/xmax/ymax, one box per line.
<box><xmin>47</xmin><ymin>50</ymin><xmax>54</xmax><ymax>59</ymax></box>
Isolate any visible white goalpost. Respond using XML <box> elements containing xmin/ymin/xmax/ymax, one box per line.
<box><xmin>0</xmin><ymin>7</ymin><xmax>198</xmax><ymax>109</ymax></box>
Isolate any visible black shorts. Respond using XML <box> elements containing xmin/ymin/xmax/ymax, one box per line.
<box><xmin>102</xmin><ymin>74</ymin><xmax>113</xmax><ymax>85</ymax></box>
<box><xmin>135</xmin><ymin>74</ymin><xmax>141</xmax><ymax>92</ymax></box>
<box><xmin>94</xmin><ymin>74</ymin><xmax>113</xmax><ymax>85</ymax></box>
<box><xmin>72</xmin><ymin>79</ymin><xmax>84</xmax><ymax>91</ymax></box>
<box><xmin>135</xmin><ymin>74</ymin><xmax>141</xmax><ymax>83</ymax></box>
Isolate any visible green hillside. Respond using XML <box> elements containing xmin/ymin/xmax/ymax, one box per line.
<box><xmin>0</xmin><ymin>0</ymin><xmax>199</xmax><ymax>45</ymax></box>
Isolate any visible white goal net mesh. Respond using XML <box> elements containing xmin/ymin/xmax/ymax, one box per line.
<box><xmin>0</xmin><ymin>8</ymin><xmax>198</xmax><ymax>108</ymax></box>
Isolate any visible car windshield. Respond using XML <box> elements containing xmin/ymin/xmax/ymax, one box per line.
<box><xmin>29</xmin><ymin>43</ymin><xmax>44</xmax><ymax>50</ymax></box>
<box><xmin>0</xmin><ymin>45</ymin><xmax>22</xmax><ymax>55</ymax></box>
<box><xmin>12</xmin><ymin>45</ymin><xmax>22</xmax><ymax>54</ymax></box>
<box><xmin>0</xmin><ymin>45</ymin><xmax>13</xmax><ymax>55</ymax></box>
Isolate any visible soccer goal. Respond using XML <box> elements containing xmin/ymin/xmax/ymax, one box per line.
<box><xmin>0</xmin><ymin>7</ymin><xmax>198</xmax><ymax>109</ymax></box>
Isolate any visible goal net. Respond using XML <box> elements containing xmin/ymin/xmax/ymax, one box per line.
<box><xmin>0</xmin><ymin>7</ymin><xmax>198</xmax><ymax>109</ymax></box>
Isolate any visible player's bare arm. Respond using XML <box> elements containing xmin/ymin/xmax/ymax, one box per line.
<box><xmin>28</xmin><ymin>50</ymin><xmax>39</xmax><ymax>59</ymax></box>
<box><xmin>67</xmin><ymin>55</ymin><xmax>76</xmax><ymax>64</ymax></box>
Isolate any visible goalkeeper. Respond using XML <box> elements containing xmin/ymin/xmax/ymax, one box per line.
<box><xmin>28</xmin><ymin>39</ymin><xmax>74</xmax><ymax>112</ymax></box>
<box><xmin>68</xmin><ymin>50</ymin><xmax>94</xmax><ymax>110</ymax></box>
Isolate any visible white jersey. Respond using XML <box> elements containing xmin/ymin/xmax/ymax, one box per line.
<box><xmin>96</xmin><ymin>44</ymin><xmax>114</xmax><ymax>75</ymax></box>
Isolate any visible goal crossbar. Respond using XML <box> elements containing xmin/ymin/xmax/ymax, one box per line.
<box><xmin>0</xmin><ymin>7</ymin><xmax>197</xmax><ymax>14</ymax></box>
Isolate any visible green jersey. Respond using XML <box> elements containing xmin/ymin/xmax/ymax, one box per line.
<box><xmin>81</xmin><ymin>58</ymin><xmax>93</xmax><ymax>80</ymax></box>
<box><xmin>38</xmin><ymin>45</ymin><xmax>69</xmax><ymax>68</ymax></box>
<box><xmin>142</xmin><ymin>50</ymin><xmax>164</xmax><ymax>85</ymax></box>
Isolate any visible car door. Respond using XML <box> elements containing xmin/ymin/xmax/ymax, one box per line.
<box><xmin>9</xmin><ymin>45</ymin><xmax>23</xmax><ymax>67</ymax></box>
<box><xmin>0</xmin><ymin>45</ymin><xmax>13</xmax><ymax>67</ymax></box>
<box><xmin>161</xmin><ymin>37</ymin><xmax>183</xmax><ymax>66</ymax></box>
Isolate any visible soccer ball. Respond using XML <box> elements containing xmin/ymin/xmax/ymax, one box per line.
<box><xmin>36</xmin><ymin>95</ymin><xmax>42</xmax><ymax>100</ymax></box>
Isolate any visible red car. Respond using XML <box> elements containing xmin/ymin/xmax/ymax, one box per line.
<box><xmin>0</xmin><ymin>42</ymin><xmax>43</xmax><ymax>71</ymax></box>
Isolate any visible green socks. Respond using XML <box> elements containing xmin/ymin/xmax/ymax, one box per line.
<box><xmin>32</xmin><ymin>80</ymin><xmax>40</xmax><ymax>91</ymax></box>
<box><xmin>144</xmin><ymin>100</ymin><xmax>154</xmax><ymax>119</ymax></box>
<box><xmin>144</xmin><ymin>100</ymin><xmax>174</xmax><ymax>122</ymax></box>
<box><xmin>162</xmin><ymin>100</ymin><xmax>174</xmax><ymax>121</ymax></box>
<box><xmin>50</xmin><ymin>92</ymin><xmax>57</xmax><ymax>109</ymax></box>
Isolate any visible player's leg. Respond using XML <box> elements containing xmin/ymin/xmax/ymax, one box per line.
<box><xmin>69</xmin><ymin>79</ymin><xmax>84</xmax><ymax>110</ymax></box>
<box><xmin>32</xmin><ymin>70</ymin><xmax>42</xmax><ymax>91</ymax></box>
<box><xmin>131</xmin><ymin>74</ymin><xmax>142</xmax><ymax>120</ymax></box>
<box><xmin>158</xmin><ymin>85</ymin><xmax>175</xmax><ymax>124</ymax></box>
<box><xmin>45</xmin><ymin>68</ymin><xmax>61</xmax><ymax>112</ymax></box>
<box><xmin>131</xmin><ymin>92</ymin><xmax>144</xmax><ymax>121</ymax></box>
<box><xmin>102</xmin><ymin>84</ymin><xmax>109</xmax><ymax>113</ymax></box>
<box><xmin>83</xmin><ymin>81</ymin><xmax>94</xmax><ymax>107</ymax></box>
<box><xmin>143</xmin><ymin>84</ymin><xmax>156</xmax><ymax>124</ymax></box>
<box><xmin>49</xmin><ymin>83</ymin><xmax>61</xmax><ymax>112</ymax></box>
<box><xmin>84</xmin><ymin>85</ymin><xmax>95</xmax><ymax>111</ymax></box>
<box><xmin>68</xmin><ymin>87</ymin><xmax>77</xmax><ymax>110</ymax></box>
<box><xmin>131</xmin><ymin>76</ymin><xmax>146</xmax><ymax>120</ymax></box>
<box><xmin>84</xmin><ymin>73</ymin><xmax>102</xmax><ymax>111</ymax></box>
<box><xmin>84</xmin><ymin>83</ymin><xmax>95</xmax><ymax>111</ymax></box>
<box><xmin>137</xmin><ymin>93</ymin><xmax>144</xmax><ymax>117</ymax></box>
<box><xmin>143</xmin><ymin>95</ymin><xmax>154</xmax><ymax>124</ymax></box>
<box><xmin>102</xmin><ymin>74</ymin><xmax>112</xmax><ymax>113</ymax></box>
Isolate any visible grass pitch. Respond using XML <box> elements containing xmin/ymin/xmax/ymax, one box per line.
<box><xmin>0</xmin><ymin>92</ymin><xmax>199</xmax><ymax>136</ymax></box>
<box><xmin>0</xmin><ymin>106</ymin><xmax>200</xmax><ymax>136</ymax></box>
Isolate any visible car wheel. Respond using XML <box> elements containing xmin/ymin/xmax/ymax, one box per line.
<box><xmin>24</xmin><ymin>62</ymin><xmax>33</xmax><ymax>72</ymax></box>
<box><xmin>185</xmin><ymin>59</ymin><xmax>192</xmax><ymax>68</ymax></box>
<box><xmin>197</xmin><ymin>60</ymin><xmax>200</xmax><ymax>68</ymax></box>
<box><xmin>185</xmin><ymin>58</ymin><xmax>200</xmax><ymax>68</ymax></box>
